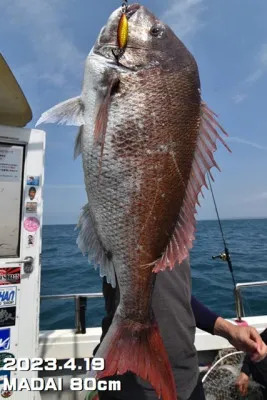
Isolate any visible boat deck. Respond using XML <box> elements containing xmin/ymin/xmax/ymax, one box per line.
<box><xmin>38</xmin><ymin>315</ymin><xmax>267</xmax><ymax>399</ymax></box>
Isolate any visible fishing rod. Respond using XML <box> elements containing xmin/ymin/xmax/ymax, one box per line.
<box><xmin>207</xmin><ymin>173</ymin><xmax>245</xmax><ymax>322</ymax></box>
<box><xmin>207</xmin><ymin>173</ymin><xmax>236</xmax><ymax>287</ymax></box>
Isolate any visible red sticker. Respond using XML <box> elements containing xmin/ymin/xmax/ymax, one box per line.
<box><xmin>0</xmin><ymin>268</ymin><xmax>21</xmax><ymax>285</ymax></box>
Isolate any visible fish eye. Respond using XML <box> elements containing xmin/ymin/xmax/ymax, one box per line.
<box><xmin>150</xmin><ymin>24</ymin><xmax>165</xmax><ymax>37</ymax></box>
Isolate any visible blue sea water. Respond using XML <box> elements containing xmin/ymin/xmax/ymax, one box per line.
<box><xmin>40</xmin><ymin>219</ymin><xmax>267</xmax><ymax>331</ymax></box>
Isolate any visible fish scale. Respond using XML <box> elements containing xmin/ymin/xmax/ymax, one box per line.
<box><xmin>36</xmin><ymin>4</ymin><xmax>230</xmax><ymax>399</ymax></box>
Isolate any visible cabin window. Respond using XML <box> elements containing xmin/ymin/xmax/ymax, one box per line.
<box><xmin>0</xmin><ymin>143</ymin><xmax>25</xmax><ymax>258</ymax></box>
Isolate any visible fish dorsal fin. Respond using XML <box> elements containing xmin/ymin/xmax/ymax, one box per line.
<box><xmin>35</xmin><ymin>96</ymin><xmax>84</xmax><ymax>127</ymax></box>
<box><xmin>74</xmin><ymin>127</ymin><xmax>83</xmax><ymax>159</ymax></box>
<box><xmin>76</xmin><ymin>203</ymin><xmax>116</xmax><ymax>288</ymax></box>
<box><xmin>153</xmin><ymin>101</ymin><xmax>231</xmax><ymax>273</ymax></box>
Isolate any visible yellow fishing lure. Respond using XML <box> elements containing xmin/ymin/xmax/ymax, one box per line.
<box><xmin>118</xmin><ymin>12</ymin><xmax>128</xmax><ymax>49</ymax></box>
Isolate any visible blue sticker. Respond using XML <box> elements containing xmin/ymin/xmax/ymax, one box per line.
<box><xmin>0</xmin><ymin>371</ymin><xmax>10</xmax><ymax>386</ymax></box>
<box><xmin>0</xmin><ymin>287</ymin><xmax>17</xmax><ymax>307</ymax></box>
<box><xmin>0</xmin><ymin>329</ymin><xmax>10</xmax><ymax>351</ymax></box>
<box><xmin>26</xmin><ymin>176</ymin><xmax>40</xmax><ymax>186</ymax></box>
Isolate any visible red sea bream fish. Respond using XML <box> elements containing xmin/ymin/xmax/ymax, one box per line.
<box><xmin>36</xmin><ymin>4</ymin><xmax>230</xmax><ymax>399</ymax></box>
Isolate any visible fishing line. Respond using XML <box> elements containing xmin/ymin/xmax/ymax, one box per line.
<box><xmin>207</xmin><ymin>172</ymin><xmax>237</xmax><ymax>289</ymax></box>
<box><xmin>121</xmin><ymin>0</ymin><xmax>128</xmax><ymax>13</ymax></box>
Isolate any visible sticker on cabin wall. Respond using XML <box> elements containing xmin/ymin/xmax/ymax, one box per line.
<box><xmin>24</xmin><ymin>217</ymin><xmax>40</xmax><ymax>232</ymax></box>
<box><xmin>0</xmin><ymin>353</ymin><xmax>15</xmax><ymax>369</ymax></box>
<box><xmin>0</xmin><ymin>287</ymin><xmax>16</xmax><ymax>307</ymax></box>
<box><xmin>26</xmin><ymin>176</ymin><xmax>40</xmax><ymax>186</ymax></box>
<box><xmin>0</xmin><ymin>328</ymin><xmax>10</xmax><ymax>351</ymax></box>
<box><xmin>0</xmin><ymin>147</ymin><xmax>21</xmax><ymax>183</ymax></box>
<box><xmin>0</xmin><ymin>371</ymin><xmax>11</xmax><ymax>397</ymax></box>
<box><xmin>1</xmin><ymin>388</ymin><xmax>12</xmax><ymax>398</ymax></box>
<box><xmin>27</xmin><ymin>186</ymin><xmax>37</xmax><ymax>200</ymax></box>
<box><xmin>0</xmin><ymin>308</ymin><xmax>16</xmax><ymax>328</ymax></box>
<box><xmin>0</xmin><ymin>370</ymin><xmax>10</xmax><ymax>386</ymax></box>
<box><xmin>25</xmin><ymin>202</ymin><xmax>37</xmax><ymax>213</ymax></box>
<box><xmin>26</xmin><ymin>233</ymin><xmax>35</xmax><ymax>248</ymax></box>
<box><xmin>0</xmin><ymin>269</ymin><xmax>20</xmax><ymax>286</ymax></box>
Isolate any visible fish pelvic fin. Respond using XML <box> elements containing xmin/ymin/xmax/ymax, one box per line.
<box><xmin>153</xmin><ymin>101</ymin><xmax>231</xmax><ymax>272</ymax></box>
<box><xmin>92</xmin><ymin>314</ymin><xmax>177</xmax><ymax>400</ymax></box>
<box><xmin>75</xmin><ymin>203</ymin><xmax>116</xmax><ymax>288</ymax></box>
<box><xmin>35</xmin><ymin>96</ymin><xmax>84</xmax><ymax>127</ymax></box>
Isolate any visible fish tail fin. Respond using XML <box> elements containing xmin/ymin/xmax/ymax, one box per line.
<box><xmin>94</xmin><ymin>315</ymin><xmax>177</xmax><ymax>400</ymax></box>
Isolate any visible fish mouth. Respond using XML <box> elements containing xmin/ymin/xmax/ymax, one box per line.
<box><xmin>126</xmin><ymin>3</ymin><xmax>140</xmax><ymax>18</ymax></box>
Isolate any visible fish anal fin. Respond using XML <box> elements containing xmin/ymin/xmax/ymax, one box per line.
<box><xmin>36</xmin><ymin>96</ymin><xmax>84</xmax><ymax>127</ymax></box>
<box><xmin>76</xmin><ymin>203</ymin><xmax>116</xmax><ymax>287</ymax></box>
<box><xmin>153</xmin><ymin>101</ymin><xmax>231</xmax><ymax>272</ymax></box>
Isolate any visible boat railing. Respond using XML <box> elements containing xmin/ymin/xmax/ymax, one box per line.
<box><xmin>40</xmin><ymin>293</ymin><xmax>103</xmax><ymax>334</ymax></box>
<box><xmin>41</xmin><ymin>280</ymin><xmax>267</xmax><ymax>333</ymax></box>
<box><xmin>234</xmin><ymin>281</ymin><xmax>267</xmax><ymax>320</ymax></box>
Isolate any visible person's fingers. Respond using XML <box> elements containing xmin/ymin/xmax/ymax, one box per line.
<box><xmin>249</xmin><ymin>327</ymin><xmax>263</xmax><ymax>346</ymax></box>
<box><xmin>244</xmin><ymin>384</ymin><xmax>248</xmax><ymax>396</ymax></box>
<box><xmin>258</xmin><ymin>341</ymin><xmax>267</xmax><ymax>354</ymax></box>
<box><xmin>237</xmin><ymin>382</ymin><xmax>242</xmax><ymax>388</ymax></box>
<box><xmin>251</xmin><ymin>348</ymin><xmax>267</xmax><ymax>362</ymax></box>
<box><xmin>243</xmin><ymin>337</ymin><xmax>258</xmax><ymax>353</ymax></box>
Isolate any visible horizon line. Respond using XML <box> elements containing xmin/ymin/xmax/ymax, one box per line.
<box><xmin>43</xmin><ymin>216</ymin><xmax>267</xmax><ymax>226</ymax></box>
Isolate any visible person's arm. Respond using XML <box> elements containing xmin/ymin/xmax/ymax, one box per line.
<box><xmin>213</xmin><ymin>317</ymin><xmax>267</xmax><ymax>361</ymax></box>
<box><xmin>191</xmin><ymin>295</ymin><xmax>219</xmax><ymax>334</ymax></box>
<box><xmin>191</xmin><ymin>296</ymin><xmax>266</xmax><ymax>362</ymax></box>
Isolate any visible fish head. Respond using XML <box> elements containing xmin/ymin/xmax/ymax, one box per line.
<box><xmin>93</xmin><ymin>4</ymin><xmax>197</xmax><ymax>72</ymax></box>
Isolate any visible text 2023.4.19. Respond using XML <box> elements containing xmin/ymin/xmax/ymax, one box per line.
<box><xmin>2</xmin><ymin>358</ymin><xmax>105</xmax><ymax>371</ymax></box>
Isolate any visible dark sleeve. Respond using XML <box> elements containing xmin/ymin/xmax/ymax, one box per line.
<box><xmin>261</xmin><ymin>328</ymin><xmax>267</xmax><ymax>344</ymax></box>
<box><xmin>191</xmin><ymin>296</ymin><xmax>219</xmax><ymax>335</ymax></box>
<box><xmin>241</xmin><ymin>354</ymin><xmax>251</xmax><ymax>376</ymax></box>
<box><xmin>93</xmin><ymin>277</ymin><xmax>118</xmax><ymax>355</ymax></box>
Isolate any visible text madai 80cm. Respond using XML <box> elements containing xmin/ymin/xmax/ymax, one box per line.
<box><xmin>2</xmin><ymin>377</ymin><xmax>121</xmax><ymax>391</ymax></box>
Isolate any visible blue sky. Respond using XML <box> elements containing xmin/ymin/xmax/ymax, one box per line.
<box><xmin>2</xmin><ymin>0</ymin><xmax>267</xmax><ymax>224</ymax></box>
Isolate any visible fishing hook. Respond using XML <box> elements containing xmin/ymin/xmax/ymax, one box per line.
<box><xmin>112</xmin><ymin>0</ymin><xmax>129</xmax><ymax>65</ymax></box>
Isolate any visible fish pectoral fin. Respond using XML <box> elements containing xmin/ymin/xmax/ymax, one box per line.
<box><xmin>153</xmin><ymin>101</ymin><xmax>231</xmax><ymax>272</ymax></box>
<box><xmin>75</xmin><ymin>203</ymin><xmax>116</xmax><ymax>288</ymax></box>
<box><xmin>35</xmin><ymin>96</ymin><xmax>84</xmax><ymax>127</ymax></box>
<box><xmin>94</xmin><ymin>73</ymin><xmax>120</xmax><ymax>146</ymax></box>
<box><xmin>74</xmin><ymin>126</ymin><xmax>83</xmax><ymax>159</ymax></box>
